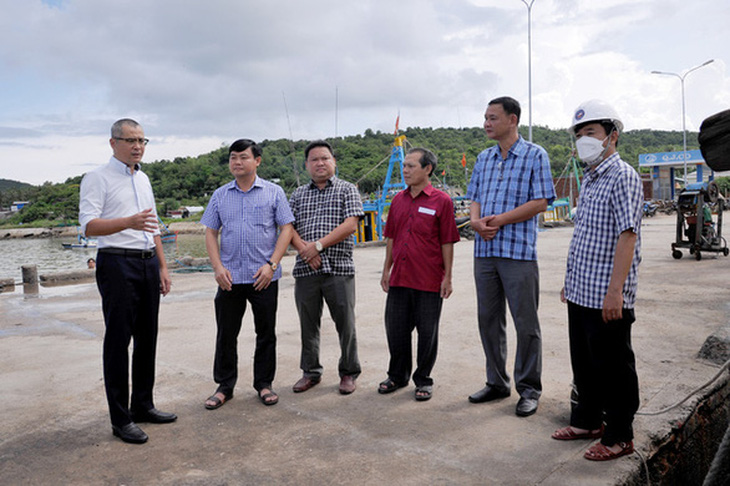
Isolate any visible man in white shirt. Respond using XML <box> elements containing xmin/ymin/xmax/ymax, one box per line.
<box><xmin>79</xmin><ymin>119</ymin><xmax>176</xmax><ymax>444</ymax></box>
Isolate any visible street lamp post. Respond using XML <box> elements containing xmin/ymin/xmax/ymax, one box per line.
<box><xmin>521</xmin><ymin>0</ymin><xmax>535</xmax><ymax>143</ymax></box>
<box><xmin>652</xmin><ymin>59</ymin><xmax>714</xmax><ymax>187</ymax></box>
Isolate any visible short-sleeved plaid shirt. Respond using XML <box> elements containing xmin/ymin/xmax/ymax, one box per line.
<box><xmin>466</xmin><ymin>136</ymin><xmax>556</xmax><ymax>261</ymax></box>
<box><xmin>200</xmin><ymin>177</ymin><xmax>295</xmax><ymax>285</ymax></box>
<box><xmin>564</xmin><ymin>153</ymin><xmax>643</xmax><ymax>309</ymax></box>
<box><xmin>289</xmin><ymin>176</ymin><xmax>364</xmax><ymax>278</ymax></box>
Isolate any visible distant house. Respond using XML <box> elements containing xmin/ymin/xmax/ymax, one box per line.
<box><xmin>11</xmin><ymin>201</ymin><xmax>30</xmax><ymax>212</ymax></box>
<box><xmin>167</xmin><ymin>206</ymin><xmax>205</xmax><ymax>219</ymax></box>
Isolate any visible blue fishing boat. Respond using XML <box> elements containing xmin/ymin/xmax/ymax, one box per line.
<box><xmin>62</xmin><ymin>228</ymin><xmax>97</xmax><ymax>249</ymax></box>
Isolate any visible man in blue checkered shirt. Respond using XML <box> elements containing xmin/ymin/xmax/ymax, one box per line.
<box><xmin>289</xmin><ymin>140</ymin><xmax>364</xmax><ymax>395</ymax></box>
<box><xmin>466</xmin><ymin>96</ymin><xmax>556</xmax><ymax>418</ymax></box>
<box><xmin>200</xmin><ymin>139</ymin><xmax>294</xmax><ymax>410</ymax></box>
<box><xmin>552</xmin><ymin>100</ymin><xmax>642</xmax><ymax>462</ymax></box>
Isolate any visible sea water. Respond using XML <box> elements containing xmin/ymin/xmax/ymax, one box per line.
<box><xmin>0</xmin><ymin>234</ymin><xmax>207</xmax><ymax>282</ymax></box>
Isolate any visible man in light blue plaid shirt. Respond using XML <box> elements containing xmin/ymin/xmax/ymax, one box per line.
<box><xmin>552</xmin><ymin>100</ymin><xmax>642</xmax><ymax>462</ymax></box>
<box><xmin>200</xmin><ymin>139</ymin><xmax>294</xmax><ymax>410</ymax></box>
<box><xmin>466</xmin><ymin>96</ymin><xmax>556</xmax><ymax>418</ymax></box>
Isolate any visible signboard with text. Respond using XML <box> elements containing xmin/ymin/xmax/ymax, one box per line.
<box><xmin>639</xmin><ymin>149</ymin><xmax>704</xmax><ymax>167</ymax></box>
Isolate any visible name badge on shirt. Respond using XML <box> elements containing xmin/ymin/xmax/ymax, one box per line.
<box><xmin>418</xmin><ymin>207</ymin><xmax>436</xmax><ymax>216</ymax></box>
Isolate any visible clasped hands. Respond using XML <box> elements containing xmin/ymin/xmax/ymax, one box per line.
<box><xmin>298</xmin><ymin>241</ymin><xmax>322</xmax><ymax>270</ymax></box>
<box><xmin>470</xmin><ymin>215</ymin><xmax>501</xmax><ymax>241</ymax></box>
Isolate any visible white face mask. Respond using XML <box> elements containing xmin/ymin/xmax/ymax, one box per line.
<box><xmin>575</xmin><ymin>135</ymin><xmax>609</xmax><ymax>165</ymax></box>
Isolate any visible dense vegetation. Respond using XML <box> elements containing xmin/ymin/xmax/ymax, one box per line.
<box><xmin>1</xmin><ymin>125</ymin><xmax>720</xmax><ymax>227</ymax></box>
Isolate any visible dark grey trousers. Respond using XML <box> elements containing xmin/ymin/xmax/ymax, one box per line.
<box><xmin>474</xmin><ymin>257</ymin><xmax>542</xmax><ymax>399</ymax></box>
<box><xmin>294</xmin><ymin>274</ymin><xmax>361</xmax><ymax>379</ymax></box>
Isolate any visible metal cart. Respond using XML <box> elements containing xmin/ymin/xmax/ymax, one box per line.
<box><xmin>671</xmin><ymin>181</ymin><xmax>728</xmax><ymax>260</ymax></box>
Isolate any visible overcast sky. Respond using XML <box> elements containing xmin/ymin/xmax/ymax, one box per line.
<box><xmin>1</xmin><ymin>0</ymin><xmax>728</xmax><ymax>185</ymax></box>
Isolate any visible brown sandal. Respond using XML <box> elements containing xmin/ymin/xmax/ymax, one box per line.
<box><xmin>551</xmin><ymin>424</ymin><xmax>604</xmax><ymax>441</ymax></box>
<box><xmin>584</xmin><ymin>441</ymin><xmax>634</xmax><ymax>461</ymax></box>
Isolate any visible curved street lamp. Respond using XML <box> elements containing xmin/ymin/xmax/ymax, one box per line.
<box><xmin>521</xmin><ymin>0</ymin><xmax>535</xmax><ymax>143</ymax></box>
<box><xmin>651</xmin><ymin>59</ymin><xmax>714</xmax><ymax>187</ymax></box>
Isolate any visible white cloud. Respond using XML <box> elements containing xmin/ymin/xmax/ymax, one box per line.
<box><xmin>0</xmin><ymin>0</ymin><xmax>728</xmax><ymax>184</ymax></box>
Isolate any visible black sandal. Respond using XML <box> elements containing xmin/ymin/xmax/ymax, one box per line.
<box><xmin>415</xmin><ymin>385</ymin><xmax>433</xmax><ymax>401</ymax></box>
<box><xmin>378</xmin><ymin>378</ymin><xmax>406</xmax><ymax>394</ymax></box>
<box><xmin>259</xmin><ymin>390</ymin><xmax>279</xmax><ymax>406</ymax></box>
<box><xmin>204</xmin><ymin>392</ymin><xmax>232</xmax><ymax>410</ymax></box>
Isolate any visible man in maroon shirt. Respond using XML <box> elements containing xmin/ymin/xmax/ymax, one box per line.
<box><xmin>378</xmin><ymin>147</ymin><xmax>461</xmax><ymax>401</ymax></box>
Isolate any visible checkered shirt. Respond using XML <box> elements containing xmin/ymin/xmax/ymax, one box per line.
<box><xmin>200</xmin><ymin>176</ymin><xmax>295</xmax><ymax>285</ymax></box>
<box><xmin>290</xmin><ymin>176</ymin><xmax>364</xmax><ymax>278</ymax></box>
<box><xmin>564</xmin><ymin>153</ymin><xmax>643</xmax><ymax>309</ymax></box>
<box><xmin>466</xmin><ymin>136</ymin><xmax>556</xmax><ymax>261</ymax></box>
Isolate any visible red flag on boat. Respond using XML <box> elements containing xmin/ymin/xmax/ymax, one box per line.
<box><xmin>461</xmin><ymin>152</ymin><xmax>467</xmax><ymax>168</ymax></box>
<box><xmin>394</xmin><ymin>115</ymin><xmax>400</xmax><ymax>136</ymax></box>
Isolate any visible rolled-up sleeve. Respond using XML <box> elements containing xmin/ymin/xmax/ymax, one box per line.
<box><xmin>78</xmin><ymin>171</ymin><xmax>105</xmax><ymax>237</ymax></box>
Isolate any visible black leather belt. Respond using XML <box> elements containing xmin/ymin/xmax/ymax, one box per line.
<box><xmin>98</xmin><ymin>247</ymin><xmax>156</xmax><ymax>259</ymax></box>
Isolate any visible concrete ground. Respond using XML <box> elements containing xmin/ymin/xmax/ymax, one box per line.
<box><xmin>1</xmin><ymin>214</ymin><xmax>728</xmax><ymax>485</ymax></box>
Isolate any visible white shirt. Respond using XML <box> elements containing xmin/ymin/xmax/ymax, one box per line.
<box><xmin>79</xmin><ymin>156</ymin><xmax>160</xmax><ymax>250</ymax></box>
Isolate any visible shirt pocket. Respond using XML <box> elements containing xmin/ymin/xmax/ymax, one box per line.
<box><xmin>579</xmin><ymin>194</ymin><xmax>610</xmax><ymax>228</ymax></box>
<box><xmin>505</xmin><ymin>177</ymin><xmax>527</xmax><ymax>206</ymax></box>
<box><xmin>249</xmin><ymin>204</ymin><xmax>272</xmax><ymax>227</ymax></box>
<box><xmin>412</xmin><ymin>209</ymin><xmax>439</xmax><ymax>238</ymax></box>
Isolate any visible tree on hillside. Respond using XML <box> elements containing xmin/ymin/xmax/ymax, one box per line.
<box><xmin>1</xmin><ymin>126</ymin><xmax>700</xmax><ymax>226</ymax></box>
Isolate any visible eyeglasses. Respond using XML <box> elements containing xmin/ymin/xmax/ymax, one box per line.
<box><xmin>114</xmin><ymin>137</ymin><xmax>149</xmax><ymax>145</ymax></box>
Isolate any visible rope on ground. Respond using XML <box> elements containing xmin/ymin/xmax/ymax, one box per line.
<box><xmin>636</xmin><ymin>359</ymin><xmax>729</xmax><ymax>416</ymax></box>
<box><xmin>633</xmin><ymin>448</ymin><xmax>652</xmax><ymax>486</ymax></box>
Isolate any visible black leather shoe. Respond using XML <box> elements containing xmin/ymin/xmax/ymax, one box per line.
<box><xmin>131</xmin><ymin>408</ymin><xmax>178</xmax><ymax>424</ymax></box>
<box><xmin>468</xmin><ymin>385</ymin><xmax>510</xmax><ymax>403</ymax></box>
<box><xmin>112</xmin><ymin>423</ymin><xmax>148</xmax><ymax>444</ymax></box>
<box><xmin>516</xmin><ymin>397</ymin><xmax>539</xmax><ymax>417</ymax></box>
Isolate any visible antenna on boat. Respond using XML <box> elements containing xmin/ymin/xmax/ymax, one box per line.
<box><xmin>282</xmin><ymin>91</ymin><xmax>301</xmax><ymax>186</ymax></box>
<box><xmin>457</xmin><ymin>105</ymin><xmax>468</xmax><ymax>189</ymax></box>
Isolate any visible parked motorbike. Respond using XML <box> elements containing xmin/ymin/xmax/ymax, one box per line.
<box><xmin>643</xmin><ymin>201</ymin><xmax>658</xmax><ymax>218</ymax></box>
<box><xmin>455</xmin><ymin>216</ymin><xmax>474</xmax><ymax>239</ymax></box>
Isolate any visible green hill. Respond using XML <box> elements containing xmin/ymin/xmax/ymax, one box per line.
<box><xmin>0</xmin><ymin>125</ymin><xmax>708</xmax><ymax>226</ymax></box>
<box><xmin>0</xmin><ymin>178</ymin><xmax>34</xmax><ymax>193</ymax></box>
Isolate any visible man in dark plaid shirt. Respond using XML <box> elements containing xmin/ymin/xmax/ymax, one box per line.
<box><xmin>289</xmin><ymin>140</ymin><xmax>364</xmax><ymax>395</ymax></box>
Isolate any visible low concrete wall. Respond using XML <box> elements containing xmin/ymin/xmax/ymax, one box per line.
<box><xmin>625</xmin><ymin>368</ymin><xmax>730</xmax><ymax>484</ymax></box>
<box><xmin>0</xmin><ymin>226</ymin><xmax>78</xmax><ymax>239</ymax></box>
<box><xmin>39</xmin><ymin>269</ymin><xmax>95</xmax><ymax>286</ymax></box>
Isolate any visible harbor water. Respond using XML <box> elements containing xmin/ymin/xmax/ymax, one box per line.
<box><xmin>0</xmin><ymin>234</ymin><xmax>208</xmax><ymax>282</ymax></box>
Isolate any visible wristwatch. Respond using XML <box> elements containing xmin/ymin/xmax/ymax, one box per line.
<box><xmin>267</xmin><ymin>260</ymin><xmax>278</xmax><ymax>271</ymax></box>
<box><xmin>315</xmin><ymin>240</ymin><xmax>323</xmax><ymax>253</ymax></box>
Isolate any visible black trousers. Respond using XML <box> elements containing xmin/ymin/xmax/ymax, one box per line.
<box><xmin>567</xmin><ymin>301</ymin><xmax>639</xmax><ymax>446</ymax></box>
<box><xmin>213</xmin><ymin>282</ymin><xmax>278</xmax><ymax>395</ymax></box>
<box><xmin>384</xmin><ymin>286</ymin><xmax>443</xmax><ymax>387</ymax></box>
<box><xmin>96</xmin><ymin>252</ymin><xmax>160</xmax><ymax>427</ymax></box>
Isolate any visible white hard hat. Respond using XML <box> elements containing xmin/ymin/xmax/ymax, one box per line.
<box><xmin>568</xmin><ymin>99</ymin><xmax>624</xmax><ymax>136</ymax></box>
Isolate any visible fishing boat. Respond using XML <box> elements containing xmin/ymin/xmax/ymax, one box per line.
<box><xmin>159</xmin><ymin>216</ymin><xmax>178</xmax><ymax>244</ymax></box>
<box><xmin>62</xmin><ymin>229</ymin><xmax>97</xmax><ymax>249</ymax></box>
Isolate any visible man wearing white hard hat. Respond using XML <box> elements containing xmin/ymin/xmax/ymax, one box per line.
<box><xmin>552</xmin><ymin>100</ymin><xmax>643</xmax><ymax>461</ymax></box>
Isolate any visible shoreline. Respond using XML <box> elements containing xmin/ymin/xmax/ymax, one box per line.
<box><xmin>0</xmin><ymin>221</ymin><xmax>207</xmax><ymax>239</ymax></box>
